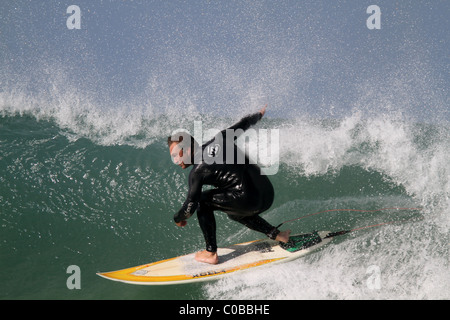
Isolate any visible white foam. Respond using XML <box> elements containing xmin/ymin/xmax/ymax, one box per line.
<box><xmin>204</xmin><ymin>114</ymin><xmax>450</xmax><ymax>300</ymax></box>
<box><xmin>205</xmin><ymin>222</ymin><xmax>449</xmax><ymax>300</ymax></box>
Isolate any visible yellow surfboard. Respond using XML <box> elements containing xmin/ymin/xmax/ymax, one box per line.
<box><xmin>97</xmin><ymin>231</ymin><xmax>332</xmax><ymax>285</ymax></box>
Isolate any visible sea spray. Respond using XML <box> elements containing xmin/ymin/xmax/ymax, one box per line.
<box><xmin>1</xmin><ymin>1</ymin><xmax>448</xmax><ymax>300</ymax></box>
<box><xmin>204</xmin><ymin>114</ymin><xmax>449</xmax><ymax>300</ymax></box>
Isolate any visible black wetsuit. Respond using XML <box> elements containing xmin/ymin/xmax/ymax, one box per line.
<box><xmin>173</xmin><ymin>112</ymin><xmax>279</xmax><ymax>252</ymax></box>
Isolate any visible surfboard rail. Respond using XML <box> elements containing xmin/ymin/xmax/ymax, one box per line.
<box><xmin>97</xmin><ymin>231</ymin><xmax>332</xmax><ymax>285</ymax></box>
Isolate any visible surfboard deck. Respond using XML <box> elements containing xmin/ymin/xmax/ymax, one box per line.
<box><xmin>97</xmin><ymin>231</ymin><xmax>332</xmax><ymax>285</ymax></box>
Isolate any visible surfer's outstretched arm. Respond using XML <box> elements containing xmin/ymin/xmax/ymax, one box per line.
<box><xmin>222</xmin><ymin>105</ymin><xmax>267</xmax><ymax>137</ymax></box>
<box><xmin>199</xmin><ymin>105</ymin><xmax>267</xmax><ymax>148</ymax></box>
<box><xmin>229</xmin><ymin>105</ymin><xmax>266</xmax><ymax>130</ymax></box>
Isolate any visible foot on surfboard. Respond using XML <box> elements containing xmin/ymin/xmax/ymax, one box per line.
<box><xmin>195</xmin><ymin>250</ymin><xmax>219</xmax><ymax>264</ymax></box>
<box><xmin>275</xmin><ymin>230</ymin><xmax>291</xmax><ymax>243</ymax></box>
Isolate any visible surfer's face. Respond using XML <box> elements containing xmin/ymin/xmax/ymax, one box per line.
<box><xmin>169</xmin><ymin>142</ymin><xmax>191</xmax><ymax>169</ymax></box>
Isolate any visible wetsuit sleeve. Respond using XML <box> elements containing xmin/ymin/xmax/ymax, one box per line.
<box><xmin>173</xmin><ymin>170</ymin><xmax>203</xmax><ymax>223</ymax></box>
<box><xmin>226</xmin><ymin>112</ymin><xmax>263</xmax><ymax>135</ymax></box>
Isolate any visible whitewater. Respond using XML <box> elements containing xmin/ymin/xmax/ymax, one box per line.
<box><xmin>1</xmin><ymin>97</ymin><xmax>448</xmax><ymax>299</ymax></box>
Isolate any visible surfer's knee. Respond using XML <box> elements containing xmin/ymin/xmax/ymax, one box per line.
<box><xmin>197</xmin><ymin>202</ymin><xmax>214</xmax><ymax>217</ymax></box>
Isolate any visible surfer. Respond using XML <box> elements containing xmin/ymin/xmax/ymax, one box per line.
<box><xmin>168</xmin><ymin>105</ymin><xmax>290</xmax><ymax>264</ymax></box>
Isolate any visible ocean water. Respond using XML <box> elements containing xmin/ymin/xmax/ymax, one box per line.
<box><xmin>0</xmin><ymin>108</ymin><xmax>448</xmax><ymax>299</ymax></box>
<box><xmin>1</xmin><ymin>1</ymin><xmax>448</xmax><ymax>300</ymax></box>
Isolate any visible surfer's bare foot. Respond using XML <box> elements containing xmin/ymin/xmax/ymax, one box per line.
<box><xmin>195</xmin><ymin>250</ymin><xmax>219</xmax><ymax>264</ymax></box>
<box><xmin>276</xmin><ymin>230</ymin><xmax>291</xmax><ymax>243</ymax></box>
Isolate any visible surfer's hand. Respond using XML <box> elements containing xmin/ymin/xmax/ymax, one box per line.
<box><xmin>259</xmin><ymin>104</ymin><xmax>267</xmax><ymax>117</ymax></box>
<box><xmin>176</xmin><ymin>220</ymin><xmax>187</xmax><ymax>227</ymax></box>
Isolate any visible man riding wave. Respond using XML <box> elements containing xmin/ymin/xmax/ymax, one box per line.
<box><xmin>168</xmin><ymin>105</ymin><xmax>290</xmax><ymax>264</ymax></box>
